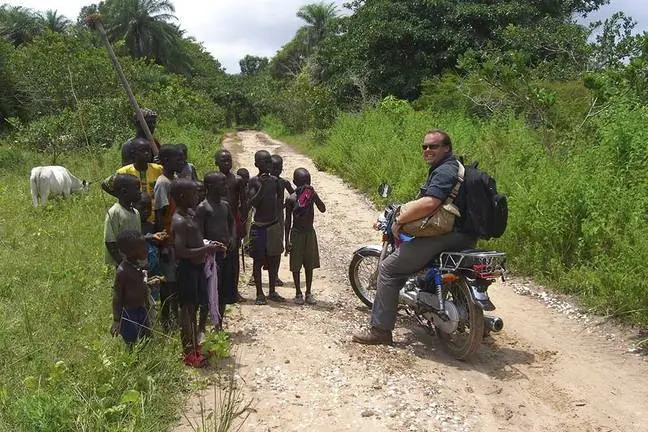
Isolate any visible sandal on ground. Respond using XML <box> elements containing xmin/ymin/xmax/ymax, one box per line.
<box><xmin>255</xmin><ymin>295</ymin><xmax>267</xmax><ymax>305</ymax></box>
<box><xmin>276</xmin><ymin>278</ymin><xmax>284</xmax><ymax>287</ymax></box>
<box><xmin>294</xmin><ymin>294</ymin><xmax>305</xmax><ymax>305</ymax></box>
<box><xmin>267</xmin><ymin>291</ymin><xmax>286</xmax><ymax>303</ymax></box>
<box><xmin>183</xmin><ymin>351</ymin><xmax>207</xmax><ymax>368</ymax></box>
<box><xmin>305</xmin><ymin>294</ymin><xmax>317</xmax><ymax>305</ymax></box>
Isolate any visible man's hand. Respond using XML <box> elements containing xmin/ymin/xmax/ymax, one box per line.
<box><xmin>110</xmin><ymin>320</ymin><xmax>120</xmax><ymax>337</ymax></box>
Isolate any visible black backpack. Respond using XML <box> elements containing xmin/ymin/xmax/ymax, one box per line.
<box><xmin>461</xmin><ymin>161</ymin><xmax>508</xmax><ymax>240</ymax></box>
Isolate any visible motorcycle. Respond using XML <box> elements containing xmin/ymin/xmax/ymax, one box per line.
<box><xmin>348</xmin><ymin>184</ymin><xmax>507</xmax><ymax>359</ymax></box>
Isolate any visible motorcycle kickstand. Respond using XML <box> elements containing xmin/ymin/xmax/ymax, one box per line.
<box><xmin>407</xmin><ymin>309</ymin><xmax>436</xmax><ymax>336</ymax></box>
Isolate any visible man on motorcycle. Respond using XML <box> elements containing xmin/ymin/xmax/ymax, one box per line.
<box><xmin>353</xmin><ymin>129</ymin><xmax>478</xmax><ymax>345</ymax></box>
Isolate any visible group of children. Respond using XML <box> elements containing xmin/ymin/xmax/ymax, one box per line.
<box><xmin>103</xmin><ymin>136</ymin><xmax>326</xmax><ymax>367</ymax></box>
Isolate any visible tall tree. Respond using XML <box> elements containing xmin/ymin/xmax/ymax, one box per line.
<box><xmin>40</xmin><ymin>10</ymin><xmax>70</xmax><ymax>33</ymax></box>
<box><xmin>297</xmin><ymin>2</ymin><xmax>339</xmax><ymax>52</ymax></box>
<box><xmin>590</xmin><ymin>12</ymin><xmax>640</xmax><ymax>70</ymax></box>
<box><xmin>316</xmin><ymin>0</ymin><xmax>609</xmax><ymax>101</ymax></box>
<box><xmin>0</xmin><ymin>5</ymin><xmax>43</xmax><ymax>46</ymax></box>
<box><xmin>239</xmin><ymin>55</ymin><xmax>269</xmax><ymax>76</ymax></box>
<box><xmin>269</xmin><ymin>27</ymin><xmax>310</xmax><ymax>79</ymax></box>
<box><xmin>101</xmin><ymin>0</ymin><xmax>185</xmax><ymax>69</ymax></box>
<box><xmin>0</xmin><ymin>39</ymin><xmax>25</xmax><ymax>128</ymax></box>
<box><xmin>270</xmin><ymin>3</ymin><xmax>338</xmax><ymax>79</ymax></box>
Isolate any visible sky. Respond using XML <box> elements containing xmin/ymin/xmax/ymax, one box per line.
<box><xmin>3</xmin><ymin>0</ymin><xmax>647</xmax><ymax>73</ymax></box>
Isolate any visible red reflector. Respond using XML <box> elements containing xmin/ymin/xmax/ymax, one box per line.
<box><xmin>472</xmin><ymin>264</ymin><xmax>495</xmax><ymax>279</ymax></box>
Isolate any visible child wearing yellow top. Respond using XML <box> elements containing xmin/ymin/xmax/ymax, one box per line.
<box><xmin>102</xmin><ymin>138</ymin><xmax>163</xmax><ymax>223</ymax></box>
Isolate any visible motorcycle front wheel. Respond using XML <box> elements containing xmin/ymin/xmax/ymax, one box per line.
<box><xmin>348</xmin><ymin>248</ymin><xmax>381</xmax><ymax>308</ymax></box>
<box><xmin>436</xmin><ymin>278</ymin><xmax>484</xmax><ymax>360</ymax></box>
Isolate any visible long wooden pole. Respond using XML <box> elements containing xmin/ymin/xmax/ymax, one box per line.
<box><xmin>87</xmin><ymin>15</ymin><xmax>158</xmax><ymax>156</ymax></box>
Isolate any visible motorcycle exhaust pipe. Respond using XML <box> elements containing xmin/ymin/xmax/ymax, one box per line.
<box><xmin>484</xmin><ymin>316</ymin><xmax>504</xmax><ymax>333</ymax></box>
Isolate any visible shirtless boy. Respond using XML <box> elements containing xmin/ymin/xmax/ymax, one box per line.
<box><xmin>171</xmin><ymin>179</ymin><xmax>225</xmax><ymax>367</ymax></box>
<box><xmin>246</xmin><ymin>150</ymin><xmax>285</xmax><ymax>305</ymax></box>
<box><xmin>195</xmin><ymin>172</ymin><xmax>237</xmax><ymax>327</ymax></box>
<box><xmin>284</xmin><ymin>168</ymin><xmax>326</xmax><ymax>305</ymax></box>
<box><xmin>215</xmin><ymin>149</ymin><xmax>247</xmax><ymax>301</ymax></box>
<box><xmin>111</xmin><ymin>229</ymin><xmax>157</xmax><ymax>346</ymax></box>
<box><xmin>270</xmin><ymin>154</ymin><xmax>294</xmax><ymax>287</ymax></box>
<box><xmin>154</xmin><ymin>144</ymin><xmax>184</xmax><ymax>332</ymax></box>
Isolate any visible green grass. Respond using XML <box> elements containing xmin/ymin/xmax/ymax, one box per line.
<box><xmin>0</xmin><ymin>120</ymin><xmax>224</xmax><ymax>431</ymax></box>
<box><xmin>269</xmin><ymin>103</ymin><xmax>648</xmax><ymax>326</ymax></box>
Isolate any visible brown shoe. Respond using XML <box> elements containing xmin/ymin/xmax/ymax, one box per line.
<box><xmin>352</xmin><ymin>327</ymin><xmax>393</xmax><ymax>345</ymax></box>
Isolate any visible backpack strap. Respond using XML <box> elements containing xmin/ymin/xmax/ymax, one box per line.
<box><xmin>445</xmin><ymin>161</ymin><xmax>464</xmax><ymax>205</ymax></box>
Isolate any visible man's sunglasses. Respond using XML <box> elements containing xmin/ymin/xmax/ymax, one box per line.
<box><xmin>422</xmin><ymin>143</ymin><xmax>444</xmax><ymax>151</ymax></box>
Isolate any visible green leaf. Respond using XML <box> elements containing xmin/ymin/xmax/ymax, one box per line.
<box><xmin>22</xmin><ymin>376</ymin><xmax>38</xmax><ymax>391</ymax></box>
<box><xmin>97</xmin><ymin>383</ymin><xmax>113</xmax><ymax>395</ymax></box>
<box><xmin>119</xmin><ymin>389</ymin><xmax>141</xmax><ymax>405</ymax></box>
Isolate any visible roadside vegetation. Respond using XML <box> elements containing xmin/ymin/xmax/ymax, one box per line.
<box><xmin>1</xmin><ymin>0</ymin><xmax>647</xmax><ymax>430</ymax></box>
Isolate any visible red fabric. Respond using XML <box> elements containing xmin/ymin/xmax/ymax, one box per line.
<box><xmin>297</xmin><ymin>186</ymin><xmax>315</xmax><ymax>209</ymax></box>
<box><xmin>234</xmin><ymin>211</ymin><xmax>243</xmax><ymax>239</ymax></box>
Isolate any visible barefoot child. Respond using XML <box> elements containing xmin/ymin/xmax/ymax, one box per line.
<box><xmin>172</xmin><ymin>179</ymin><xmax>225</xmax><ymax>366</ymax></box>
<box><xmin>270</xmin><ymin>155</ymin><xmax>294</xmax><ymax>287</ymax></box>
<box><xmin>195</xmin><ymin>172</ymin><xmax>237</xmax><ymax>328</ymax></box>
<box><xmin>111</xmin><ymin>229</ymin><xmax>158</xmax><ymax>345</ymax></box>
<box><xmin>104</xmin><ymin>174</ymin><xmax>142</xmax><ymax>266</ymax></box>
<box><xmin>215</xmin><ymin>149</ymin><xmax>247</xmax><ymax>302</ymax></box>
<box><xmin>238</xmin><ymin>168</ymin><xmax>258</xmax><ymax>289</ymax></box>
<box><xmin>154</xmin><ymin>144</ymin><xmax>184</xmax><ymax>332</ymax></box>
<box><xmin>237</xmin><ymin>168</ymin><xmax>251</xmax><ymax>244</ymax></box>
<box><xmin>284</xmin><ymin>168</ymin><xmax>326</xmax><ymax>305</ymax></box>
<box><xmin>246</xmin><ymin>150</ymin><xmax>285</xmax><ymax>304</ymax></box>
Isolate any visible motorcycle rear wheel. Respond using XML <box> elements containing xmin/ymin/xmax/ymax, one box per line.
<box><xmin>349</xmin><ymin>249</ymin><xmax>380</xmax><ymax>308</ymax></box>
<box><xmin>436</xmin><ymin>278</ymin><xmax>484</xmax><ymax>360</ymax></box>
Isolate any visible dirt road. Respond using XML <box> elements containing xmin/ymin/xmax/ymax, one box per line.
<box><xmin>177</xmin><ymin>131</ymin><xmax>648</xmax><ymax>432</ymax></box>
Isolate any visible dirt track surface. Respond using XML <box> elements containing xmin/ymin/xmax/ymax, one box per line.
<box><xmin>177</xmin><ymin>131</ymin><xmax>648</xmax><ymax>432</ymax></box>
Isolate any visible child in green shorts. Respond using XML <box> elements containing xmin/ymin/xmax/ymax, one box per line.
<box><xmin>284</xmin><ymin>168</ymin><xmax>326</xmax><ymax>305</ymax></box>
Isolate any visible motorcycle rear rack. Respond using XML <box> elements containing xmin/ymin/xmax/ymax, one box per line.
<box><xmin>437</xmin><ymin>251</ymin><xmax>507</xmax><ymax>278</ymax></box>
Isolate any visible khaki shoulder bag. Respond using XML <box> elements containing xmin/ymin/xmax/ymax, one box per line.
<box><xmin>400</xmin><ymin>161</ymin><xmax>465</xmax><ymax>237</ymax></box>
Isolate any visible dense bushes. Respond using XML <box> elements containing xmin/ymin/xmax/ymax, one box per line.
<box><xmin>2</xmin><ymin>30</ymin><xmax>226</xmax><ymax>153</ymax></box>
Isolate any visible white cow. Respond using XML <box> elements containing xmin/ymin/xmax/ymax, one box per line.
<box><xmin>30</xmin><ymin>166</ymin><xmax>88</xmax><ymax>207</ymax></box>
